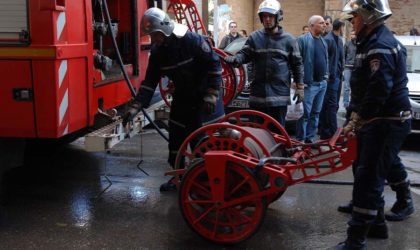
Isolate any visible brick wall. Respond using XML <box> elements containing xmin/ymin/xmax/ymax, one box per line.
<box><xmin>223</xmin><ymin>0</ymin><xmax>254</xmax><ymax>35</ymax></box>
<box><xmin>223</xmin><ymin>0</ymin><xmax>420</xmax><ymax>38</ymax></box>
<box><xmin>325</xmin><ymin>0</ymin><xmax>420</xmax><ymax>36</ymax></box>
<box><xmin>162</xmin><ymin>0</ymin><xmax>420</xmax><ymax>37</ymax></box>
<box><xmin>387</xmin><ymin>0</ymin><xmax>420</xmax><ymax>35</ymax></box>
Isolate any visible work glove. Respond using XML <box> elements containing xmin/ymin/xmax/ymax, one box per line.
<box><xmin>293</xmin><ymin>84</ymin><xmax>305</xmax><ymax>104</ymax></box>
<box><xmin>203</xmin><ymin>89</ymin><xmax>219</xmax><ymax>114</ymax></box>
<box><xmin>122</xmin><ymin>100</ymin><xmax>142</xmax><ymax>126</ymax></box>
<box><xmin>343</xmin><ymin>112</ymin><xmax>366</xmax><ymax>136</ymax></box>
<box><xmin>224</xmin><ymin>56</ymin><xmax>238</xmax><ymax>65</ymax></box>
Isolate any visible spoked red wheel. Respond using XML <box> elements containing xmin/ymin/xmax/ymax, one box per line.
<box><xmin>179</xmin><ymin>160</ymin><xmax>266</xmax><ymax>244</ymax></box>
<box><xmin>221</xmin><ymin>110</ymin><xmax>290</xmax><ymax>203</ymax></box>
<box><xmin>158</xmin><ymin>77</ymin><xmax>174</xmax><ymax>107</ymax></box>
<box><xmin>214</xmin><ymin>48</ymin><xmax>237</xmax><ymax>106</ymax></box>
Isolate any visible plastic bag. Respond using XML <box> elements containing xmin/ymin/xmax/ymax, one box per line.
<box><xmin>286</xmin><ymin>89</ymin><xmax>304</xmax><ymax>121</ymax></box>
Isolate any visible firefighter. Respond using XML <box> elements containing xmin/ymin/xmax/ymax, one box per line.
<box><xmin>124</xmin><ymin>7</ymin><xmax>224</xmax><ymax>191</ymax></box>
<box><xmin>224</xmin><ymin>0</ymin><xmax>304</xmax><ymax>126</ymax></box>
<box><xmin>332</xmin><ymin>0</ymin><xmax>414</xmax><ymax>249</ymax></box>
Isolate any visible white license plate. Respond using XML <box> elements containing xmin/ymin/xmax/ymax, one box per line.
<box><xmin>413</xmin><ymin>111</ymin><xmax>420</xmax><ymax>120</ymax></box>
<box><xmin>228</xmin><ymin>99</ymin><xmax>249</xmax><ymax>108</ymax></box>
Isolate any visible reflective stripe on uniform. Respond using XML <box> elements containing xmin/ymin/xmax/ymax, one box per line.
<box><xmin>202</xmin><ymin>114</ymin><xmax>225</xmax><ymax>126</ymax></box>
<box><xmin>161</xmin><ymin>58</ymin><xmax>194</xmax><ymax>70</ymax></box>
<box><xmin>292</xmin><ymin>51</ymin><xmax>301</xmax><ymax>57</ymax></box>
<box><xmin>140</xmin><ymin>84</ymin><xmax>155</xmax><ymax>93</ymax></box>
<box><xmin>356</xmin><ymin>45</ymin><xmax>401</xmax><ymax>60</ymax></box>
<box><xmin>208</xmin><ymin>70</ymin><xmax>222</xmax><ymax>75</ymax></box>
<box><xmin>255</xmin><ymin>48</ymin><xmax>288</xmax><ymax>57</ymax></box>
<box><xmin>249</xmin><ymin>95</ymin><xmax>289</xmax><ymax>104</ymax></box>
<box><xmin>169</xmin><ymin>119</ymin><xmax>186</xmax><ymax>128</ymax></box>
<box><xmin>388</xmin><ymin>178</ymin><xmax>409</xmax><ymax>186</ymax></box>
<box><xmin>353</xmin><ymin>206</ymin><xmax>378</xmax><ymax>216</ymax></box>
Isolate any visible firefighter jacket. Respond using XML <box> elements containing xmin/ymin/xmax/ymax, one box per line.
<box><xmin>297</xmin><ymin>32</ymin><xmax>329</xmax><ymax>85</ymax></box>
<box><xmin>135</xmin><ymin>31</ymin><xmax>224</xmax><ymax>122</ymax></box>
<box><xmin>350</xmin><ymin>24</ymin><xmax>411</xmax><ymax>120</ymax></box>
<box><xmin>235</xmin><ymin>26</ymin><xmax>303</xmax><ymax>107</ymax></box>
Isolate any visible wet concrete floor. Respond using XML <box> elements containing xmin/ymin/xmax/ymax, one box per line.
<box><xmin>0</xmin><ymin>131</ymin><xmax>419</xmax><ymax>250</ymax></box>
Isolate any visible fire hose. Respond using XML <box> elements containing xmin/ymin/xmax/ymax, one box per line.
<box><xmin>102</xmin><ymin>0</ymin><xmax>169</xmax><ymax>142</ymax></box>
<box><xmin>306</xmin><ymin>179</ymin><xmax>420</xmax><ymax>187</ymax></box>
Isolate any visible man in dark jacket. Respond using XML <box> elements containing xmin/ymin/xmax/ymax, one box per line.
<box><xmin>224</xmin><ymin>0</ymin><xmax>304</xmax><ymax>126</ymax></box>
<box><xmin>218</xmin><ymin>21</ymin><xmax>242</xmax><ymax>50</ymax></box>
<box><xmin>296</xmin><ymin>15</ymin><xmax>329</xmax><ymax>143</ymax></box>
<box><xmin>332</xmin><ymin>0</ymin><xmax>414</xmax><ymax>249</ymax></box>
<box><xmin>124</xmin><ymin>7</ymin><xmax>225</xmax><ymax>191</ymax></box>
<box><xmin>342</xmin><ymin>30</ymin><xmax>357</xmax><ymax>110</ymax></box>
<box><xmin>318</xmin><ymin>19</ymin><xmax>345</xmax><ymax>140</ymax></box>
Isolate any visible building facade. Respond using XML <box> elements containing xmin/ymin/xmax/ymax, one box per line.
<box><xmin>212</xmin><ymin>0</ymin><xmax>420</xmax><ymax>44</ymax></box>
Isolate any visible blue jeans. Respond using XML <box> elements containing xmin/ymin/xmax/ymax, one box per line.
<box><xmin>319</xmin><ymin>78</ymin><xmax>340</xmax><ymax>139</ymax></box>
<box><xmin>342</xmin><ymin>68</ymin><xmax>352</xmax><ymax>108</ymax></box>
<box><xmin>296</xmin><ymin>80</ymin><xmax>327</xmax><ymax>142</ymax></box>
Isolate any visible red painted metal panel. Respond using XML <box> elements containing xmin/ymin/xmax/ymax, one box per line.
<box><xmin>28</xmin><ymin>1</ymin><xmax>55</xmax><ymax>45</ymax></box>
<box><xmin>32</xmin><ymin>61</ymin><xmax>60</xmax><ymax>138</ymax></box>
<box><xmin>67</xmin><ymin>58</ymin><xmax>89</xmax><ymax>133</ymax></box>
<box><xmin>0</xmin><ymin>61</ymin><xmax>35</xmax><ymax>137</ymax></box>
<box><xmin>32</xmin><ymin>58</ymin><xmax>90</xmax><ymax>138</ymax></box>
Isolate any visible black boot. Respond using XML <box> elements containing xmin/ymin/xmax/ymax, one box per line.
<box><xmin>386</xmin><ymin>181</ymin><xmax>415</xmax><ymax>221</ymax></box>
<box><xmin>338</xmin><ymin>200</ymin><xmax>353</xmax><ymax>214</ymax></box>
<box><xmin>330</xmin><ymin>225</ymin><xmax>369</xmax><ymax>250</ymax></box>
<box><xmin>367</xmin><ymin>207</ymin><xmax>388</xmax><ymax>239</ymax></box>
<box><xmin>159</xmin><ymin>177</ymin><xmax>177</xmax><ymax>192</ymax></box>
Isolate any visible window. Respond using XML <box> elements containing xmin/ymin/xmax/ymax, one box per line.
<box><xmin>0</xmin><ymin>0</ymin><xmax>29</xmax><ymax>45</ymax></box>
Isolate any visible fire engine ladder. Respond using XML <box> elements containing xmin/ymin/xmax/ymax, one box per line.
<box><xmin>168</xmin><ymin>0</ymin><xmax>207</xmax><ymax>35</ymax></box>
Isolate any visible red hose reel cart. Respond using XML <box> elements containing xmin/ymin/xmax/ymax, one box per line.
<box><xmin>166</xmin><ymin>110</ymin><xmax>357</xmax><ymax>244</ymax></box>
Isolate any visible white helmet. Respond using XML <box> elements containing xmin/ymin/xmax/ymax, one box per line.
<box><xmin>258</xmin><ymin>0</ymin><xmax>283</xmax><ymax>23</ymax></box>
<box><xmin>343</xmin><ymin>0</ymin><xmax>392</xmax><ymax>25</ymax></box>
<box><xmin>140</xmin><ymin>7</ymin><xmax>188</xmax><ymax>37</ymax></box>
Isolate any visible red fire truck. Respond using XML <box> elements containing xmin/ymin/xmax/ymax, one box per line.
<box><xmin>0</xmin><ymin>0</ymin><xmax>241</xmax><ymax>172</ymax></box>
<box><xmin>0</xmin><ymin>0</ymin><xmax>155</xmax><ymax>139</ymax></box>
<box><xmin>0</xmin><ymin>0</ymin><xmax>160</xmax><ymax>170</ymax></box>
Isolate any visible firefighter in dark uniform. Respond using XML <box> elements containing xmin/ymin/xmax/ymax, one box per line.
<box><xmin>124</xmin><ymin>8</ymin><xmax>224</xmax><ymax>191</ymax></box>
<box><xmin>224</xmin><ymin>0</ymin><xmax>304</xmax><ymax>126</ymax></box>
<box><xmin>332</xmin><ymin>0</ymin><xmax>414</xmax><ymax>249</ymax></box>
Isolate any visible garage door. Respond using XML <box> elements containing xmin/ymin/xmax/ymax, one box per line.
<box><xmin>0</xmin><ymin>0</ymin><xmax>28</xmax><ymax>44</ymax></box>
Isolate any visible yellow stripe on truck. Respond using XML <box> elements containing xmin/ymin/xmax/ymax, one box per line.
<box><xmin>0</xmin><ymin>48</ymin><xmax>55</xmax><ymax>57</ymax></box>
